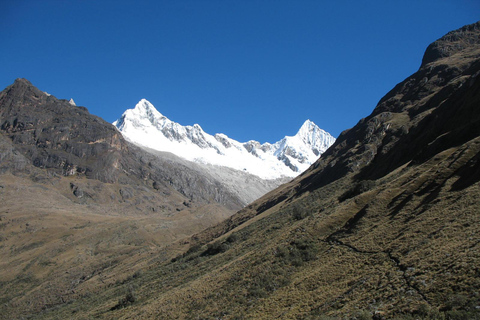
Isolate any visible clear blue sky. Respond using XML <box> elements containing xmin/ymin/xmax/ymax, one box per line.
<box><xmin>1</xmin><ymin>1</ymin><xmax>479</xmax><ymax>143</ymax></box>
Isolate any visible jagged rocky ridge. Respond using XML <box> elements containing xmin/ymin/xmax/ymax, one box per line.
<box><xmin>114</xmin><ymin>99</ymin><xmax>335</xmax><ymax>179</ymax></box>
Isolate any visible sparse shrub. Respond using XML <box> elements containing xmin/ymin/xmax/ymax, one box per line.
<box><xmin>111</xmin><ymin>285</ymin><xmax>137</xmax><ymax>310</ymax></box>
<box><xmin>132</xmin><ymin>269</ymin><xmax>142</xmax><ymax>279</ymax></box>
<box><xmin>412</xmin><ymin>302</ymin><xmax>444</xmax><ymax>319</ymax></box>
<box><xmin>247</xmin><ymin>285</ymin><xmax>267</xmax><ymax>298</ymax></box>
<box><xmin>292</xmin><ymin>207</ymin><xmax>308</xmax><ymax>220</ymax></box>
<box><xmin>356</xmin><ymin>310</ymin><xmax>372</xmax><ymax>320</ymax></box>
<box><xmin>124</xmin><ymin>286</ymin><xmax>137</xmax><ymax>304</ymax></box>
<box><xmin>201</xmin><ymin>241</ymin><xmax>228</xmax><ymax>256</ymax></box>
<box><xmin>171</xmin><ymin>243</ymin><xmax>204</xmax><ymax>262</ymax></box>
<box><xmin>226</xmin><ymin>233</ymin><xmax>238</xmax><ymax>243</ymax></box>
<box><xmin>269</xmin><ymin>223</ymin><xmax>282</xmax><ymax>231</ymax></box>
<box><xmin>275</xmin><ymin>239</ymin><xmax>318</xmax><ymax>266</ymax></box>
<box><xmin>442</xmin><ymin>294</ymin><xmax>480</xmax><ymax>320</ymax></box>
<box><xmin>232</xmin><ymin>313</ymin><xmax>246</xmax><ymax>320</ymax></box>
<box><xmin>391</xmin><ymin>305</ymin><xmax>480</xmax><ymax>320</ymax></box>
<box><xmin>445</xmin><ymin>309</ymin><xmax>480</xmax><ymax>320</ymax></box>
<box><xmin>275</xmin><ymin>246</ymin><xmax>289</xmax><ymax>258</ymax></box>
<box><xmin>291</xmin><ymin>203</ymin><xmax>309</xmax><ymax>220</ymax></box>
<box><xmin>15</xmin><ymin>272</ymin><xmax>36</xmax><ymax>283</ymax></box>
<box><xmin>246</xmin><ymin>269</ymin><xmax>283</xmax><ymax>298</ymax></box>
<box><xmin>338</xmin><ymin>180</ymin><xmax>376</xmax><ymax>202</ymax></box>
<box><xmin>444</xmin><ymin>294</ymin><xmax>468</xmax><ymax>311</ymax></box>
<box><xmin>303</xmin><ymin>309</ymin><xmax>339</xmax><ymax>320</ymax></box>
<box><xmin>186</xmin><ymin>243</ymin><xmax>202</xmax><ymax>255</ymax></box>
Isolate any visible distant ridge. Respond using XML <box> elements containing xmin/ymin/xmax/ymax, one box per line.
<box><xmin>113</xmin><ymin>99</ymin><xmax>335</xmax><ymax>179</ymax></box>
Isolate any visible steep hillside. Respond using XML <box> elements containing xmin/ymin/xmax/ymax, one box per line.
<box><xmin>23</xmin><ymin>21</ymin><xmax>480</xmax><ymax>320</ymax></box>
<box><xmin>0</xmin><ymin>79</ymin><xmax>266</xmax><ymax>319</ymax></box>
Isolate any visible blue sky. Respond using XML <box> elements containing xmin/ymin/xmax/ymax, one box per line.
<box><xmin>1</xmin><ymin>1</ymin><xmax>479</xmax><ymax>143</ymax></box>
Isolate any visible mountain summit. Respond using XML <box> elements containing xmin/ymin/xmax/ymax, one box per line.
<box><xmin>113</xmin><ymin>99</ymin><xmax>335</xmax><ymax>179</ymax></box>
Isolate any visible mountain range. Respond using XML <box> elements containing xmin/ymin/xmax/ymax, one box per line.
<box><xmin>113</xmin><ymin>99</ymin><xmax>335</xmax><ymax>179</ymax></box>
<box><xmin>1</xmin><ymin>21</ymin><xmax>480</xmax><ymax>320</ymax></box>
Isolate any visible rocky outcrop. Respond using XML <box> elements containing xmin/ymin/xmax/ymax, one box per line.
<box><xmin>295</xmin><ymin>20</ymin><xmax>480</xmax><ymax>193</ymax></box>
<box><xmin>0</xmin><ymin>78</ymin><xmax>125</xmax><ymax>182</ymax></box>
<box><xmin>421</xmin><ymin>21</ymin><xmax>480</xmax><ymax>67</ymax></box>
<box><xmin>0</xmin><ymin>79</ymin><xmax>245</xmax><ymax>209</ymax></box>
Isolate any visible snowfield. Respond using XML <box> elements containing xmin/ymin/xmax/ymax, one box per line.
<box><xmin>113</xmin><ymin>99</ymin><xmax>335</xmax><ymax>180</ymax></box>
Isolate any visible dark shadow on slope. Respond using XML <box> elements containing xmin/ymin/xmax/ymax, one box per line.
<box><xmin>356</xmin><ymin>67</ymin><xmax>480</xmax><ymax>183</ymax></box>
<box><xmin>388</xmin><ymin>193</ymin><xmax>414</xmax><ymax>219</ymax></box>
<box><xmin>326</xmin><ymin>205</ymin><xmax>369</xmax><ymax>242</ymax></box>
<box><xmin>451</xmin><ymin>150</ymin><xmax>480</xmax><ymax>191</ymax></box>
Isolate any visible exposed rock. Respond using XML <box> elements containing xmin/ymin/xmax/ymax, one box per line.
<box><xmin>0</xmin><ymin>79</ymin><xmax>247</xmax><ymax>210</ymax></box>
<box><xmin>421</xmin><ymin>21</ymin><xmax>480</xmax><ymax>67</ymax></box>
<box><xmin>294</xmin><ymin>21</ymin><xmax>480</xmax><ymax>194</ymax></box>
<box><xmin>0</xmin><ymin>78</ymin><xmax>125</xmax><ymax>183</ymax></box>
<box><xmin>119</xmin><ymin>187</ymin><xmax>133</xmax><ymax>201</ymax></box>
<box><xmin>69</xmin><ymin>182</ymin><xmax>85</xmax><ymax>198</ymax></box>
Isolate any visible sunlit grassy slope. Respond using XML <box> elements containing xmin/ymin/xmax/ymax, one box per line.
<box><xmin>2</xmin><ymin>21</ymin><xmax>480</xmax><ymax>320</ymax></box>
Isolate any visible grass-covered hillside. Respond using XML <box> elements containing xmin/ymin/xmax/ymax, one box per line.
<box><xmin>2</xmin><ymin>21</ymin><xmax>480</xmax><ymax>320</ymax></box>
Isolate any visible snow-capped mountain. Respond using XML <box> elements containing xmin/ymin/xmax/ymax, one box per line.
<box><xmin>113</xmin><ymin>99</ymin><xmax>335</xmax><ymax>180</ymax></box>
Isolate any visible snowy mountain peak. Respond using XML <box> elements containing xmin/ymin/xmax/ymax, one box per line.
<box><xmin>294</xmin><ymin>119</ymin><xmax>335</xmax><ymax>157</ymax></box>
<box><xmin>299</xmin><ymin>118</ymin><xmax>315</xmax><ymax>130</ymax></box>
<box><xmin>296</xmin><ymin>119</ymin><xmax>327</xmax><ymax>142</ymax></box>
<box><xmin>133</xmin><ymin>99</ymin><xmax>165</xmax><ymax>120</ymax></box>
<box><xmin>114</xmin><ymin>100</ymin><xmax>335</xmax><ymax>179</ymax></box>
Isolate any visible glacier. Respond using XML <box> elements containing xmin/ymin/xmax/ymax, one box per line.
<box><xmin>113</xmin><ymin>99</ymin><xmax>335</xmax><ymax>180</ymax></box>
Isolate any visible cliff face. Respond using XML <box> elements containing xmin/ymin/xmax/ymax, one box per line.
<box><xmin>0</xmin><ymin>78</ymin><xmax>125</xmax><ymax>181</ymax></box>
<box><xmin>421</xmin><ymin>21</ymin><xmax>480</xmax><ymax>67</ymax></box>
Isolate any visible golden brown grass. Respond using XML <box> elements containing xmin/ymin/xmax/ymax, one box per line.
<box><xmin>17</xmin><ymin>135</ymin><xmax>479</xmax><ymax>320</ymax></box>
<box><xmin>0</xmin><ymin>172</ymin><xmax>235</xmax><ymax>319</ymax></box>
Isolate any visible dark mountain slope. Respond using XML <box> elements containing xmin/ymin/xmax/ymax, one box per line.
<box><xmin>28</xmin><ymin>21</ymin><xmax>480</xmax><ymax>320</ymax></box>
<box><xmin>298</xmin><ymin>21</ymin><xmax>480</xmax><ymax>192</ymax></box>
<box><xmin>0</xmin><ymin>78</ymin><xmax>244</xmax><ymax>209</ymax></box>
<box><xmin>192</xmin><ymin>21</ymin><xmax>480</xmax><ymax>242</ymax></box>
